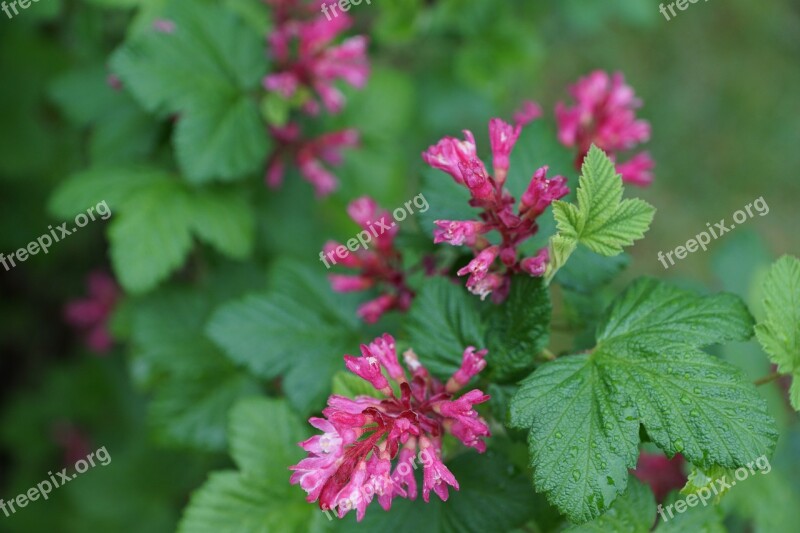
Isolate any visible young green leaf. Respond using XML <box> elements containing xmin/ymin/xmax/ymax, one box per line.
<box><xmin>754</xmin><ymin>255</ymin><xmax>800</xmax><ymax>410</ymax></box>
<box><xmin>509</xmin><ymin>278</ymin><xmax>777</xmax><ymax>523</ymax></box>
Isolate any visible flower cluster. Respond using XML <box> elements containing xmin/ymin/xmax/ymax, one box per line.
<box><xmin>324</xmin><ymin>198</ymin><xmax>414</xmax><ymax>323</ymax></box>
<box><xmin>63</xmin><ymin>271</ymin><xmax>119</xmax><ymax>354</ymax></box>
<box><xmin>262</xmin><ymin>0</ymin><xmax>369</xmax><ymax>196</ymax></box>
<box><xmin>556</xmin><ymin>70</ymin><xmax>654</xmax><ymax>186</ymax></box>
<box><xmin>290</xmin><ymin>334</ymin><xmax>491</xmax><ymax>521</ymax></box>
<box><xmin>265</xmin><ymin>124</ymin><xmax>360</xmax><ymax>197</ymax></box>
<box><xmin>422</xmin><ymin>119</ymin><xmax>569</xmax><ymax>301</ymax></box>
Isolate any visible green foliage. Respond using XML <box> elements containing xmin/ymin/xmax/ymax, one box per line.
<box><xmin>567</xmin><ymin>478</ymin><xmax>654</xmax><ymax>533</ymax></box>
<box><xmin>179</xmin><ymin>397</ymin><xmax>313</xmax><ymax>533</ymax></box>
<box><xmin>509</xmin><ymin>278</ymin><xmax>777</xmax><ymax>523</ymax></box>
<box><xmin>485</xmin><ymin>275</ymin><xmax>551</xmax><ymax>381</ymax></box>
<box><xmin>403</xmin><ymin>277</ymin><xmax>487</xmax><ymax>379</ymax></box>
<box><xmin>754</xmin><ymin>255</ymin><xmax>800</xmax><ymax>410</ymax></box>
<box><xmin>206</xmin><ymin>260</ymin><xmax>363</xmax><ymax>414</ymax></box>
<box><xmin>111</xmin><ymin>0</ymin><xmax>270</xmax><ymax>182</ymax></box>
<box><xmin>548</xmin><ymin>146</ymin><xmax>654</xmax><ymax>280</ymax></box>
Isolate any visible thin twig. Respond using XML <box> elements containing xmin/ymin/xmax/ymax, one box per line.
<box><xmin>754</xmin><ymin>371</ymin><xmax>782</xmax><ymax>386</ymax></box>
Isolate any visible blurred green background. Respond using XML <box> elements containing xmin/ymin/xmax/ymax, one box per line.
<box><xmin>1</xmin><ymin>0</ymin><xmax>798</xmax><ymax>531</ymax></box>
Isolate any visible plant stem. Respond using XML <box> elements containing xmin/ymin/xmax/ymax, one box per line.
<box><xmin>754</xmin><ymin>371</ymin><xmax>782</xmax><ymax>386</ymax></box>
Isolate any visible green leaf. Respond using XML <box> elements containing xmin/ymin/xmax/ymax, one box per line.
<box><xmin>509</xmin><ymin>278</ymin><xmax>777</xmax><ymax>523</ymax></box>
<box><xmin>108</xmin><ymin>180</ymin><xmax>195</xmax><ymax>293</ymax></box>
<box><xmin>174</xmin><ymin>94</ymin><xmax>269</xmax><ymax>183</ymax></box>
<box><xmin>404</xmin><ymin>277</ymin><xmax>487</xmax><ymax>379</ymax></box>
<box><xmin>551</xmin><ymin>145</ymin><xmax>654</xmax><ymax>257</ymax></box>
<box><xmin>556</xmin><ymin>248</ymin><xmax>630</xmax><ymax>294</ymax></box>
<box><xmin>228</xmin><ymin>397</ymin><xmax>306</xmax><ymax>483</ymax></box>
<box><xmin>568</xmin><ymin>478</ymin><xmax>655</xmax><ymax>533</ymax></box>
<box><xmin>179</xmin><ymin>398</ymin><xmax>312</xmax><ymax>533</ymax></box>
<box><xmin>486</xmin><ymin>275</ymin><xmax>551</xmax><ymax>381</ymax></box>
<box><xmin>331</xmin><ymin>371</ymin><xmax>382</xmax><ymax>399</ymax></box>
<box><xmin>332</xmin><ymin>451</ymin><xmax>546</xmax><ymax>533</ymax></box>
<box><xmin>655</xmin><ymin>491</ymin><xmax>726</xmax><ymax>533</ymax></box>
<box><xmin>111</xmin><ymin>0</ymin><xmax>269</xmax><ymax>182</ymax></box>
<box><xmin>188</xmin><ymin>187</ymin><xmax>254</xmax><ymax>259</ymax></box>
<box><xmin>111</xmin><ymin>0</ymin><xmax>265</xmax><ymax>114</ymax></box>
<box><xmin>90</xmin><ymin>169</ymin><xmax>255</xmax><ymax>293</ymax></box>
<box><xmin>130</xmin><ymin>289</ymin><xmax>260</xmax><ymax>451</ymax></box>
<box><xmin>207</xmin><ymin>260</ymin><xmax>362</xmax><ymax>414</ymax></box>
<box><xmin>48</xmin><ymin>166</ymin><xmax>166</xmax><ymax>219</ymax></box>
<box><xmin>754</xmin><ymin>255</ymin><xmax>800</xmax><ymax>410</ymax></box>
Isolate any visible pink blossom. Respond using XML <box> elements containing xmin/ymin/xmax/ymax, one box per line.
<box><xmin>421</xmin><ymin>131</ymin><xmax>484</xmax><ymax>185</ymax></box>
<box><xmin>266</xmin><ymin>125</ymin><xmax>359</xmax><ymax>197</ymax></box>
<box><xmin>520</xmin><ymin>247</ymin><xmax>549</xmax><ymax>277</ymax></box>
<box><xmin>513</xmin><ymin>100</ymin><xmax>542</xmax><ymax>127</ymax></box>
<box><xmin>265</xmin><ymin>9</ymin><xmax>368</xmax><ymax>115</ymax></box>
<box><xmin>520</xmin><ymin>166</ymin><xmax>569</xmax><ymax>218</ymax></box>
<box><xmin>290</xmin><ymin>336</ymin><xmax>491</xmax><ymax>521</ymax></box>
<box><xmin>556</xmin><ymin>70</ymin><xmax>654</xmax><ymax>185</ymax></box>
<box><xmin>423</xmin><ymin>118</ymin><xmax>570</xmax><ymax>301</ymax></box>
<box><xmin>489</xmin><ymin>118</ymin><xmax>522</xmax><ymax>185</ymax></box>
<box><xmin>433</xmin><ymin>220</ymin><xmax>485</xmax><ymax>247</ymax></box>
<box><xmin>457</xmin><ymin>246</ymin><xmax>500</xmax><ymax>286</ymax></box>
<box><xmin>631</xmin><ymin>452</ymin><xmax>686</xmax><ymax>502</ymax></box>
<box><xmin>325</xmin><ymin>198</ymin><xmax>415</xmax><ymax>323</ymax></box>
<box><xmin>446</xmin><ymin>347</ymin><xmax>488</xmax><ymax>393</ymax></box>
<box><xmin>419</xmin><ymin>437</ymin><xmax>459</xmax><ymax>502</ymax></box>
<box><xmin>615</xmin><ymin>151</ymin><xmax>655</xmax><ymax>187</ymax></box>
<box><xmin>64</xmin><ymin>271</ymin><xmax>119</xmax><ymax>354</ymax></box>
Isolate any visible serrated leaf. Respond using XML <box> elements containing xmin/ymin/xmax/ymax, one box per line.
<box><xmin>108</xmin><ymin>180</ymin><xmax>195</xmax><ymax>293</ymax></box>
<box><xmin>188</xmin><ymin>188</ymin><xmax>254</xmax><ymax>258</ymax></box>
<box><xmin>179</xmin><ymin>398</ymin><xmax>313</xmax><ymax>533</ymax></box>
<box><xmin>568</xmin><ymin>478</ymin><xmax>655</xmax><ymax>533</ymax></box>
<box><xmin>551</xmin><ymin>145</ymin><xmax>654</xmax><ymax>259</ymax></box>
<box><xmin>509</xmin><ymin>278</ymin><xmax>777</xmax><ymax>523</ymax></box>
<box><xmin>111</xmin><ymin>0</ymin><xmax>269</xmax><ymax>182</ymax></box>
<box><xmin>404</xmin><ymin>277</ymin><xmax>487</xmax><ymax>379</ymax></box>
<box><xmin>486</xmin><ymin>276</ymin><xmax>551</xmax><ymax>381</ymax></box>
<box><xmin>174</xmin><ymin>94</ymin><xmax>268</xmax><ymax>183</ymax></box>
<box><xmin>207</xmin><ymin>260</ymin><xmax>362</xmax><ymax>414</ymax></box>
<box><xmin>130</xmin><ymin>289</ymin><xmax>260</xmax><ymax>451</ymax></box>
<box><xmin>754</xmin><ymin>255</ymin><xmax>800</xmax><ymax>410</ymax></box>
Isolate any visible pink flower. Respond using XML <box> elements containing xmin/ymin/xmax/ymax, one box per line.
<box><xmin>489</xmin><ymin>118</ymin><xmax>522</xmax><ymax>185</ymax></box>
<box><xmin>513</xmin><ymin>100</ymin><xmax>542</xmax><ymax>127</ymax></box>
<box><xmin>421</xmin><ymin>131</ymin><xmax>485</xmax><ymax>185</ymax></box>
<box><xmin>265</xmin><ymin>8</ymin><xmax>369</xmax><ymax>115</ymax></box>
<box><xmin>324</xmin><ymin>197</ymin><xmax>415</xmax><ymax>324</ymax></box>
<box><xmin>419</xmin><ymin>436</ymin><xmax>459</xmax><ymax>502</ymax></box>
<box><xmin>631</xmin><ymin>452</ymin><xmax>686</xmax><ymax>502</ymax></box>
<box><xmin>433</xmin><ymin>220</ymin><xmax>485</xmax><ymax>246</ymax></box>
<box><xmin>520</xmin><ymin>247</ymin><xmax>549</xmax><ymax>277</ymax></box>
<box><xmin>457</xmin><ymin>246</ymin><xmax>500</xmax><ymax>286</ymax></box>
<box><xmin>265</xmin><ymin>125</ymin><xmax>359</xmax><ymax>197</ymax></box>
<box><xmin>290</xmin><ymin>336</ymin><xmax>491</xmax><ymax>521</ymax></box>
<box><xmin>423</xmin><ymin>119</ymin><xmax>570</xmax><ymax>301</ymax></box>
<box><xmin>446</xmin><ymin>347</ymin><xmax>488</xmax><ymax>393</ymax></box>
<box><xmin>615</xmin><ymin>151</ymin><xmax>655</xmax><ymax>187</ymax></box>
<box><xmin>556</xmin><ymin>70</ymin><xmax>654</xmax><ymax>186</ymax></box>
<box><xmin>520</xmin><ymin>166</ymin><xmax>569</xmax><ymax>218</ymax></box>
<box><xmin>64</xmin><ymin>271</ymin><xmax>119</xmax><ymax>354</ymax></box>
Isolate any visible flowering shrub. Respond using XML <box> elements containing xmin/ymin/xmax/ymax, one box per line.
<box><xmin>3</xmin><ymin>1</ymin><xmax>799</xmax><ymax>532</ymax></box>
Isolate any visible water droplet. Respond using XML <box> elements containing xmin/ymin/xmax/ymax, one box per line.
<box><xmin>572</xmin><ymin>470</ymin><xmax>582</xmax><ymax>481</ymax></box>
<box><xmin>555</xmin><ymin>431</ymin><xmax>563</xmax><ymax>439</ymax></box>
<box><xmin>680</xmin><ymin>395</ymin><xmax>692</xmax><ymax>405</ymax></box>
<box><xmin>674</xmin><ymin>439</ymin><xmax>684</xmax><ymax>452</ymax></box>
